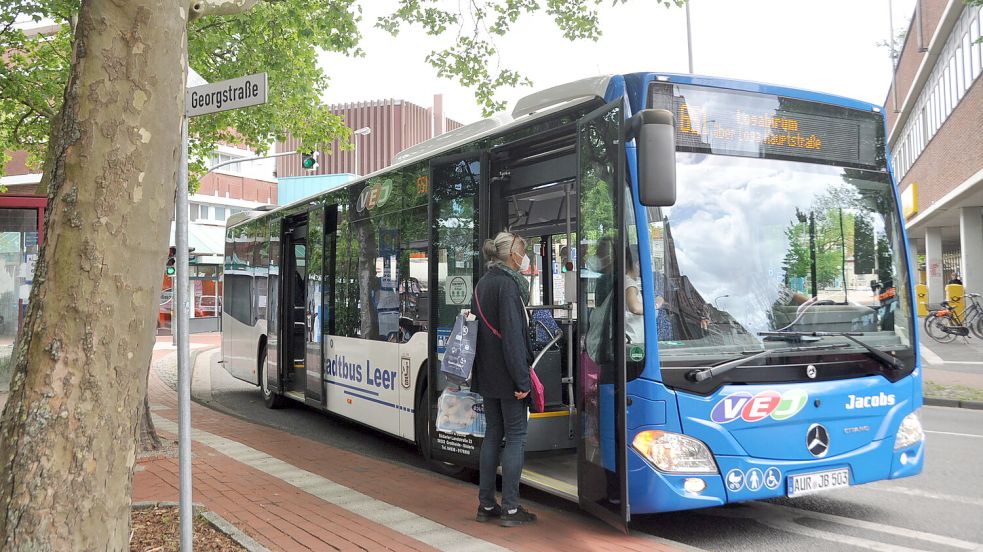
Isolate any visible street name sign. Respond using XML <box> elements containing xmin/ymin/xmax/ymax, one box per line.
<box><xmin>186</xmin><ymin>73</ymin><xmax>267</xmax><ymax>117</ymax></box>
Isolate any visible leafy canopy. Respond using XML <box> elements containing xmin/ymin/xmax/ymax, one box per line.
<box><xmin>1</xmin><ymin>0</ymin><xmax>685</xmax><ymax>180</ymax></box>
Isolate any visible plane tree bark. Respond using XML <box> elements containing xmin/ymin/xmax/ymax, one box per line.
<box><xmin>0</xmin><ymin>1</ymin><xmax>253</xmax><ymax>548</ymax></box>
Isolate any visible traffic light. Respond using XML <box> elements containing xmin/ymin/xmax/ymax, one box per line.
<box><xmin>166</xmin><ymin>246</ymin><xmax>197</xmax><ymax>275</ymax></box>
<box><xmin>301</xmin><ymin>150</ymin><xmax>319</xmax><ymax>171</ymax></box>
<box><xmin>166</xmin><ymin>246</ymin><xmax>177</xmax><ymax>276</ymax></box>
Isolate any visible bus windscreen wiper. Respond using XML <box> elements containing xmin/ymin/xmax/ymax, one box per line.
<box><xmin>685</xmin><ymin>343</ymin><xmax>851</xmax><ymax>383</ymax></box>
<box><xmin>757</xmin><ymin>331</ymin><xmax>905</xmax><ymax>372</ymax></box>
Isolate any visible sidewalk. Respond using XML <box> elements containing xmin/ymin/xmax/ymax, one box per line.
<box><xmin>136</xmin><ymin>336</ymin><xmax>683</xmax><ymax>552</ymax></box>
<box><xmin>919</xmin><ymin>334</ymin><xmax>983</xmax><ymax>404</ymax></box>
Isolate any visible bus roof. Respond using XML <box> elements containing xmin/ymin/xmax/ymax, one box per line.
<box><xmin>232</xmin><ymin>76</ymin><xmax>616</xmax><ymax>225</ymax></box>
<box><xmin>391</xmin><ymin>75</ymin><xmax>615</xmax><ymax>164</ymax></box>
<box><xmin>622</xmin><ymin>72</ymin><xmax>884</xmax><ymax>115</ymax></box>
<box><xmin>226</xmin><ymin>71</ymin><xmax>884</xmax><ymax>230</ymax></box>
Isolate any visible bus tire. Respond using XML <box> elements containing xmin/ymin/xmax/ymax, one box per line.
<box><xmin>260</xmin><ymin>348</ymin><xmax>284</xmax><ymax>409</ymax></box>
<box><xmin>415</xmin><ymin>382</ymin><xmax>467</xmax><ymax>478</ymax></box>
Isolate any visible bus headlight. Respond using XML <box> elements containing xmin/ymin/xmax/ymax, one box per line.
<box><xmin>632</xmin><ymin>430</ymin><xmax>717</xmax><ymax>473</ymax></box>
<box><xmin>894</xmin><ymin>411</ymin><xmax>924</xmax><ymax>450</ymax></box>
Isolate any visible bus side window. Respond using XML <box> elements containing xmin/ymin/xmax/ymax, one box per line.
<box><xmin>398</xmin><ymin>205</ymin><xmax>430</xmax><ymax>340</ymax></box>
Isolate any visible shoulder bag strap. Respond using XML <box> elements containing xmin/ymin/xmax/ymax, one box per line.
<box><xmin>473</xmin><ymin>285</ymin><xmax>502</xmax><ymax>339</ymax></box>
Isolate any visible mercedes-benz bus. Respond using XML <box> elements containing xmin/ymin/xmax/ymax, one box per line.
<box><xmin>222</xmin><ymin>72</ymin><xmax>923</xmax><ymax>529</ymax></box>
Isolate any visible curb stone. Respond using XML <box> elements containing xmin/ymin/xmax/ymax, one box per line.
<box><xmin>925</xmin><ymin>396</ymin><xmax>983</xmax><ymax>410</ymax></box>
<box><xmin>131</xmin><ymin>501</ymin><xmax>271</xmax><ymax>552</ymax></box>
<box><xmin>201</xmin><ymin>510</ymin><xmax>272</xmax><ymax>552</ymax></box>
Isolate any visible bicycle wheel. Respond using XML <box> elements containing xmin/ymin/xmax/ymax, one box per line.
<box><xmin>924</xmin><ymin>315</ymin><xmax>957</xmax><ymax>343</ymax></box>
<box><xmin>970</xmin><ymin>313</ymin><xmax>983</xmax><ymax>340</ymax></box>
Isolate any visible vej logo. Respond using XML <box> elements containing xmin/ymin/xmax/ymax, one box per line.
<box><xmin>710</xmin><ymin>389</ymin><xmax>809</xmax><ymax>424</ymax></box>
<box><xmin>845</xmin><ymin>392</ymin><xmax>896</xmax><ymax>410</ymax></box>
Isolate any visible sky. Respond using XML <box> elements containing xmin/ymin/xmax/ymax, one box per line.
<box><xmin>318</xmin><ymin>0</ymin><xmax>917</xmax><ymax>125</ymax></box>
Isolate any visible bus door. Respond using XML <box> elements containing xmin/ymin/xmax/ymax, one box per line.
<box><xmin>280</xmin><ymin>214</ymin><xmax>308</xmax><ymax>400</ymax></box>
<box><xmin>304</xmin><ymin>206</ymin><xmax>327</xmax><ymax>406</ymax></box>
<box><xmin>265</xmin><ymin>218</ymin><xmax>281</xmax><ymax>395</ymax></box>
<box><xmin>427</xmin><ymin>152</ymin><xmax>483</xmax><ymax>467</ymax></box>
<box><xmin>577</xmin><ymin>99</ymin><xmax>629</xmax><ymax>529</ymax></box>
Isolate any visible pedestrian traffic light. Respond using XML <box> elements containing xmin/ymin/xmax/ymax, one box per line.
<box><xmin>301</xmin><ymin>150</ymin><xmax>319</xmax><ymax>171</ymax></box>
<box><xmin>166</xmin><ymin>246</ymin><xmax>177</xmax><ymax>276</ymax></box>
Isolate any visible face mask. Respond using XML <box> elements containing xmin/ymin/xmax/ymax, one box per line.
<box><xmin>519</xmin><ymin>254</ymin><xmax>531</xmax><ymax>272</ymax></box>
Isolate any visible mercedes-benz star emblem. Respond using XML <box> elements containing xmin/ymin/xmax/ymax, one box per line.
<box><xmin>806</xmin><ymin>365</ymin><xmax>817</xmax><ymax>379</ymax></box>
<box><xmin>807</xmin><ymin>423</ymin><xmax>830</xmax><ymax>458</ymax></box>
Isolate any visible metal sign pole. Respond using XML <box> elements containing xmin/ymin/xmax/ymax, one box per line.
<box><xmin>175</xmin><ymin>67</ymin><xmax>269</xmax><ymax>552</ymax></box>
<box><xmin>178</xmin><ymin>41</ymin><xmax>193</xmax><ymax>551</ymax></box>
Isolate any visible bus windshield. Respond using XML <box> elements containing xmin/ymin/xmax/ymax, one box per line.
<box><xmin>648</xmin><ymin>153</ymin><xmax>913</xmax><ymax>359</ymax></box>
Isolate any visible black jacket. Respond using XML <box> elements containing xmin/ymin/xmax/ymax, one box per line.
<box><xmin>471</xmin><ymin>267</ymin><xmax>533</xmax><ymax>399</ymax></box>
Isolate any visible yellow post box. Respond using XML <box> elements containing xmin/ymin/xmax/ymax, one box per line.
<box><xmin>915</xmin><ymin>284</ymin><xmax>928</xmax><ymax>317</ymax></box>
<box><xmin>945</xmin><ymin>283</ymin><xmax>965</xmax><ymax>318</ymax></box>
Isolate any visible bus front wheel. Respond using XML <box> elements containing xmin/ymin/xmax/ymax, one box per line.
<box><xmin>260</xmin><ymin>348</ymin><xmax>284</xmax><ymax>409</ymax></box>
<box><xmin>415</xmin><ymin>382</ymin><xmax>468</xmax><ymax>478</ymax></box>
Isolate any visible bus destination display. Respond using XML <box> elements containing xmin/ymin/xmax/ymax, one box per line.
<box><xmin>649</xmin><ymin>83</ymin><xmax>882</xmax><ymax>169</ymax></box>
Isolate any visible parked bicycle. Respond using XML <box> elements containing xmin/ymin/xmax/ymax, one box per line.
<box><xmin>924</xmin><ymin>292</ymin><xmax>983</xmax><ymax>343</ymax></box>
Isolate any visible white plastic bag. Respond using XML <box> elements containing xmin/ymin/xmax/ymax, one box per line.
<box><xmin>435</xmin><ymin>388</ymin><xmax>485</xmax><ymax>438</ymax></box>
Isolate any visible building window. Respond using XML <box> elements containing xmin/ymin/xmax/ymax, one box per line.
<box><xmin>955</xmin><ymin>46</ymin><xmax>965</xmax><ymax>100</ymax></box>
<box><xmin>209</xmin><ymin>152</ymin><xmax>242</xmax><ymax>174</ymax></box>
<box><xmin>215</xmin><ymin>206</ymin><xmax>226</xmax><ymax>220</ymax></box>
<box><xmin>189</xmin><ymin>203</ymin><xmax>199</xmax><ymax>221</ymax></box>
<box><xmin>972</xmin><ymin>17</ymin><xmax>981</xmax><ymax>80</ymax></box>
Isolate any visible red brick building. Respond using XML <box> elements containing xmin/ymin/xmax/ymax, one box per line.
<box><xmin>886</xmin><ymin>1</ymin><xmax>983</xmax><ymax>301</ymax></box>
<box><xmin>276</xmin><ymin>95</ymin><xmax>463</xmax><ymax>179</ymax></box>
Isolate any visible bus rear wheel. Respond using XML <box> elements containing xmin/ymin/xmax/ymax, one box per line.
<box><xmin>415</xmin><ymin>382</ymin><xmax>468</xmax><ymax>478</ymax></box>
<box><xmin>260</xmin><ymin>348</ymin><xmax>284</xmax><ymax>409</ymax></box>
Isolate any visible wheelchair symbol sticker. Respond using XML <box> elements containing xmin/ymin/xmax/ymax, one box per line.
<box><xmin>764</xmin><ymin>467</ymin><xmax>782</xmax><ymax>490</ymax></box>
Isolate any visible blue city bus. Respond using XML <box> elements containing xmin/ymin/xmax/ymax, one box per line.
<box><xmin>222</xmin><ymin>72</ymin><xmax>923</xmax><ymax>529</ymax></box>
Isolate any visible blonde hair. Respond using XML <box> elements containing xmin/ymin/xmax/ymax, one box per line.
<box><xmin>482</xmin><ymin>231</ymin><xmax>526</xmax><ymax>269</ymax></box>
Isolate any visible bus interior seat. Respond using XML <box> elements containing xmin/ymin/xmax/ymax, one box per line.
<box><xmin>529</xmin><ymin>308</ymin><xmax>566</xmax><ymax>408</ymax></box>
<box><xmin>531</xmin><ymin>308</ymin><xmax>561</xmax><ymax>348</ymax></box>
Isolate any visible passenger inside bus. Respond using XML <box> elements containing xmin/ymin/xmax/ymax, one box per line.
<box><xmin>624</xmin><ymin>246</ymin><xmax>644</xmax><ymax>344</ymax></box>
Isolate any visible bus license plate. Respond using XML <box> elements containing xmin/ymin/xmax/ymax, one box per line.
<box><xmin>787</xmin><ymin>468</ymin><xmax>850</xmax><ymax>497</ymax></box>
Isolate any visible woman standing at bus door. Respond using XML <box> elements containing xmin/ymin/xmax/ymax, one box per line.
<box><xmin>472</xmin><ymin>231</ymin><xmax>538</xmax><ymax>527</ymax></box>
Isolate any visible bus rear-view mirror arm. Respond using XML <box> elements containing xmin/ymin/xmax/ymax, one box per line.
<box><xmin>629</xmin><ymin>108</ymin><xmax>677</xmax><ymax>207</ymax></box>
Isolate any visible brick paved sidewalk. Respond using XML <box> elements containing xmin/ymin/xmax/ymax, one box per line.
<box><xmin>136</xmin><ymin>337</ymin><xmax>681</xmax><ymax>552</ymax></box>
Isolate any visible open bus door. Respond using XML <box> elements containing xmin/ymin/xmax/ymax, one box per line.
<box><xmin>426</xmin><ymin>152</ymin><xmax>484</xmax><ymax>467</ymax></box>
<box><xmin>577</xmin><ymin>99</ymin><xmax>629</xmax><ymax>530</ymax></box>
<box><xmin>265</xmin><ymin>217</ymin><xmax>283</xmax><ymax>397</ymax></box>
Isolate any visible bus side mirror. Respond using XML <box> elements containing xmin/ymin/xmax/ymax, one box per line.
<box><xmin>630</xmin><ymin>109</ymin><xmax>676</xmax><ymax>207</ymax></box>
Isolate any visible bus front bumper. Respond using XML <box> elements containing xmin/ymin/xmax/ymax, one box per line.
<box><xmin>627</xmin><ymin>436</ymin><xmax>924</xmax><ymax>514</ymax></box>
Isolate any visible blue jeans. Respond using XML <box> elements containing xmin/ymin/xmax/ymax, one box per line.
<box><xmin>479</xmin><ymin>396</ymin><xmax>529</xmax><ymax>511</ymax></box>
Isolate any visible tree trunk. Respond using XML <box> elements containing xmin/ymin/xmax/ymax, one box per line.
<box><xmin>0</xmin><ymin>0</ymin><xmax>187</xmax><ymax>548</ymax></box>
<box><xmin>139</xmin><ymin>391</ymin><xmax>162</xmax><ymax>452</ymax></box>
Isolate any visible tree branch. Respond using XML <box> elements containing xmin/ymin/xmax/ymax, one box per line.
<box><xmin>189</xmin><ymin>0</ymin><xmax>263</xmax><ymax>21</ymax></box>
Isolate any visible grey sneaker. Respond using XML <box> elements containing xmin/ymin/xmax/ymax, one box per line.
<box><xmin>499</xmin><ymin>505</ymin><xmax>537</xmax><ymax>527</ymax></box>
<box><xmin>476</xmin><ymin>504</ymin><xmax>502</xmax><ymax>522</ymax></box>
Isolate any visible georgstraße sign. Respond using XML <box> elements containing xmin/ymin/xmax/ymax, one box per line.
<box><xmin>186</xmin><ymin>73</ymin><xmax>267</xmax><ymax>117</ymax></box>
